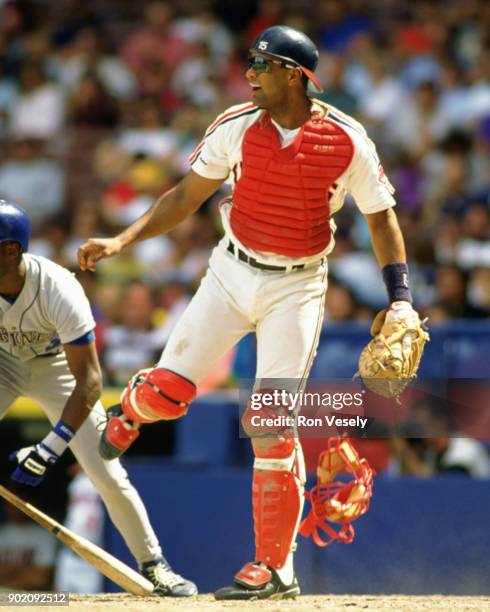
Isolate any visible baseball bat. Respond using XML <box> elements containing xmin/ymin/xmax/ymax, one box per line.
<box><xmin>0</xmin><ymin>485</ymin><xmax>154</xmax><ymax>596</ymax></box>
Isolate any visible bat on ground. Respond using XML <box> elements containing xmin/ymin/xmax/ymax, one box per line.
<box><xmin>0</xmin><ymin>485</ymin><xmax>154</xmax><ymax>596</ymax></box>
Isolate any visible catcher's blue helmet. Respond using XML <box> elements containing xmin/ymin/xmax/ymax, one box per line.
<box><xmin>0</xmin><ymin>200</ymin><xmax>31</xmax><ymax>252</ymax></box>
<box><xmin>250</xmin><ymin>25</ymin><xmax>322</xmax><ymax>92</ymax></box>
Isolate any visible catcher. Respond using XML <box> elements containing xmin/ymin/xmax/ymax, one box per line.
<box><xmin>78</xmin><ymin>25</ymin><xmax>428</xmax><ymax>599</ymax></box>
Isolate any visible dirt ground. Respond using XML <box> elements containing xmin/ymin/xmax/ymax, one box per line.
<box><xmin>30</xmin><ymin>593</ymin><xmax>490</xmax><ymax>612</ymax></box>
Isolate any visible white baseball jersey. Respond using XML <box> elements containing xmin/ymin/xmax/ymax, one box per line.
<box><xmin>190</xmin><ymin>99</ymin><xmax>396</xmax><ymax>266</ymax></box>
<box><xmin>0</xmin><ymin>254</ymin><xmax>95</xmax><ymax>361</ymax></box>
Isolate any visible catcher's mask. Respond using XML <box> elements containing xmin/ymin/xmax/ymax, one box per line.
<box><xmin>300</xmin><ymin>438</ymin><xmax>374</xmax><ymax>546</ymax></box>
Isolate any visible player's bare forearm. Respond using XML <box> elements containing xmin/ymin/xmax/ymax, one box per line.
<box><xmin>117</xmin><ymin>171</ymin><xmax>224</xmax><ymax>249</ymax></box>
<box><xmin>364</xmin><ymin>208</ymin><xmax>407</xmax><ymax>267</ymax></box>
<box><xmin>60</xmin><ymin>379</ymin><xmax>101</xmax><ymax>430</ymax></box>
<box><xmin>78</xmin><ymin>171</ymin><xmax>224</xmax><ymax>271</ymax></box>
<box><xmin>61</xmin><ymin>342</ymin><xmax>103</xmax><ymax>430</ymax></box>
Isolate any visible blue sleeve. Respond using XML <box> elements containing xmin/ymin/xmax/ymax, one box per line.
<box><xmin>66</xmin><ymin>330</ymin><xmax>96</xmax><ymax>345</ymax></box>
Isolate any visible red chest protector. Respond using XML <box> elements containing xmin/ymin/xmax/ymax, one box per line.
<box><xmin>231</xmin><ymin>112</ymin><xmax>354</xmax><ymax>257</ymax></box>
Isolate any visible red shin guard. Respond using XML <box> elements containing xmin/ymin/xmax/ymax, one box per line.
<box><xmin>252</xmin><ymin>466</ymin><xmax>302</xmax><ymax>569</ymax></box>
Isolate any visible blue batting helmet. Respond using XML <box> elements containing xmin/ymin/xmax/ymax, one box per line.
<box><xmin>0</xmin><ymin>200</ymin><xmax>31</xmax><ymax>252</ymax></box>
<box><xmin>250</xmin><ymin>25</ymin><xmax>322</xmax><ymax>92</ymax></box>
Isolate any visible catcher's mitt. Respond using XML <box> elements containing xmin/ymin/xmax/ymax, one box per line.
<box><xmin>356</xmin><ymin>301</ymin><xmax>429</xmax><ymax>399</ymax></box>
<box><xmin>299</xmin><ymin>438</ymin><xmax>374</xmax><ymax>546</ymax></box>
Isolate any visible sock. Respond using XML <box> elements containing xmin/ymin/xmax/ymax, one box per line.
<box><xmin>275</xmin><ymin>553</ymin><xmax>294</xmax><ymax>585</ymax></box>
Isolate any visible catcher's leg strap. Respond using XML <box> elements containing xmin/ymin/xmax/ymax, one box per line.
<box><xmin>121</xmin><ymin>368</ymin><xmax>196</xmax><ymax>423</ymax></box>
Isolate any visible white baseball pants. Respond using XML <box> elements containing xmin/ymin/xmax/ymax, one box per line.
<box><xmin>158</xmin><ymin>239</ymin><xmax>328</xmax><ymax>384</ymax></box>
<box><xmin>0</xmin><ymin>351</ymin><xmax>162</xmax><ymax>565</ymax></box>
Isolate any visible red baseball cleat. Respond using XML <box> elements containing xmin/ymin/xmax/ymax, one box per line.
<box><xmin>214</xmin><ymin>562</ymin><xmax>300</xmax><ymax>600</ymax></box>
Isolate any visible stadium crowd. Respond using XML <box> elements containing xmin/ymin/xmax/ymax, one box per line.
<box><xmin>0</xmin><ymin>0</ymin><xmax>488</xmax><ymax>385</ymax></box>
<box><xmin>0</xmin><ymin>2</ymin><xmax>489</xmax><ymax>594</ymax></box>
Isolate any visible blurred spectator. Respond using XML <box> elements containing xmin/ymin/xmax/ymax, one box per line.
<box><xmin>111</xmin><ymin>97</ymin><xmax>179</xmax><ymax>160</ymax></box>
<box><xmin>329</xmin><ymin>248</ymin><xmax>387</xmax><ymax>310</ymax></box>
<box><xmin>91</xmin><ymin>282</ymin><xmax>125</xmax><ymax>353</ymax></box>
<box><xmin>422</xmin><ymin>132</ymin><xmax>475</xmax><ymax>227</ymax></box>
<box><xmin>391</xmin><ymin>435</ymin><xmax>490</xmax><ymax>478</ymax></box>
<box><xmin>0</xmin><ymin>60</ymin><xmax>17</xmax><ymax>135</ymax></box>
<box><xmin>120</xmin><ymin>1</ymin><xmax>191</xmax><ymax>90</ymax></box>
<box><xmin>7</xmin><ymin>59</ymin><xmax>65</xmax><ymax>140</ymax></box>
<box><xmin>324</xmin><ymin>280</ymin><xmax>361</xmax><ymax>322</ymax></box>
<box><xmin>171</xmin><ymin>40</ymin><xmax>222</xmax><ymax>108</ymax></box>
<box><xmin>172</xmin><ymin>1</ymin><xmax>233</xmax><ymax>71</ymax></box>
<box><xmin>358</xmin><ymin>54</ymin><xmax>404</xmax><ymax>137</ymax></box>
<box><xmin>160</xmin><ymin>214</ymin><xmax>219</xmax><ymax>284</ymax></box>
<box><xmin>316</xmin><ymin>54</ymin><xmax>358</xmax><ymax>116</ymax></box>
<box><xmin>467</xmin><ymin>267</ymin><xmax>490</xmax><ymax>312</ymax></box>
<box><xmin>391</xmin><ymin>398</ymin><xmax>490</xmax><ymax>478</ymax></box>
<box><xmin>0</xmin><ymin>1</ymin><xmax>29</xmax><ymax>76</ymax></box>
<box><xmin>432</xmin><ymin>264</ymin><xmax>487</xmax><ymax>318</ymax></box>
<box><xmin>317</xmin><ymin>0</ymin><xmax>374</xmax><ymax>54</ymax></box>
<box><xmin>166</xmin><ymin>102</ymin><xmax>209</xmax><ymax>176</ymax></box>
<box><xmin>49</xmin><ymin>26</ymin><xmax>137</xmax><ymax>101</ymax></box>
<box><xmin>55</xmin><ymin>465</ymin><xmax>104</xmax><ymax>594</ymax></box>
<box><xmin>152</xmin><ymin>276</ymin><xmax>192</xmax><ymax>347</ymax></box>
<box><xmin>390</xmin><ymin>152</ymin><xmax>425</xmax><ymax>213</ymax></box>
<box><xmin>59</xmin><ymin>199</ymin><xmax>104</xmax><ymax>267</ymax></box>
<box><xmin>0</xmin><ymin>487</ymin><xmax>56</xmax><ymax>590</ymax></box>
<box><xmin>0</xmin><ymin>137</ymin><xmax>65</xmax><ymax>230</ymax></box>
<box><xmin>457</xmin><ymin>203</ymin><xmax>490</xmax><ymax>269</ymax></box>
<box><xmin>67</xmin><ymin>73</ymin><xmax>120</xmax><ymax>128</ymax></box>
<box><xmin>103</xmin><ymin>281</ymin><xmax>163</xmax><ymax>385</ymax></box>
<box><xmin>102</xmin><ymin>157</ymin><xmax>172</xmax><ymax>228</ymax></box>
<box><xmin>244</xmin><ymin>0</ymin><xmax>283</xmax><ymax>45</ymax></box>
<box><xmin>436</xmin><ymin>62</ymin><xmax>471</xmax><ymax>132</ymax></box>
<box><xmin>29</xmin><ymin>214</ymin><xmax>71</xmax><ymax>265</ymax></box>
<box><xmin>385</xmin><ymin>80</ymin><xmax>445</xmax><ymax>157</ymax></box>
<box><xmin>466</xmin><ymin>51</ymin><xmax>490</xmax><ymax>124</ymax></box>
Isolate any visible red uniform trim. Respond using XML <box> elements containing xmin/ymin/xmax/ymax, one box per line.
<box><xmin>189</xmin><ymin>103</ymin><xmax>258</xmax><ymax>164</ymax></box>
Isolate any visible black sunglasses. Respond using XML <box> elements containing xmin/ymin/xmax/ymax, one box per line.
<box><xmin>247</xmin><ymin>55</ymin><xmax>298</xmax><ymax>73</ymax></box>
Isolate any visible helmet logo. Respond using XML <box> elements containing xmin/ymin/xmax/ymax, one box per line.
<box><xmin>258</xmin><ymin>41</ymin><xmax>269</xmax><ymax>50</ymax></box>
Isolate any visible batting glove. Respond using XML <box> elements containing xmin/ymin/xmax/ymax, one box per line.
<box><xmin>9</xmin><ymin>420</ymin><xmax>75</xmax><ymax>486</ymax></box>
<box><xmin>9</xmin><ymin>443</ymin><xmax>59</xmax><ymax>487</ymax></box>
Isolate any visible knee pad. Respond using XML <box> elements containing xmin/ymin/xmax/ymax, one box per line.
<box><xmin>121</xmin><ymin>368</ymin><xmax>196</xmax><ymax>423</ymax></box>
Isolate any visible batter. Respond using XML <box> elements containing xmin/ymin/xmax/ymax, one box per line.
<box><xmin>0</xmin><ymin>201</ymin><xmax>196</xmax><ymax>596</ymax></box>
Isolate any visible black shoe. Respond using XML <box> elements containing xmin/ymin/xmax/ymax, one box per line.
<box><xmin>98</xmin><ymin>404</ymin><xmax>140</xmax><ymax>461</ymax></box>
<box><xmin>214</xmin><ymin>562</ymin><xmax>300</xmax><ymax>601</ymax></box>
<box><xmin>140</xmin><ymin>557</ymin><xmax>197</xmax><ymax>597</ymax></box>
